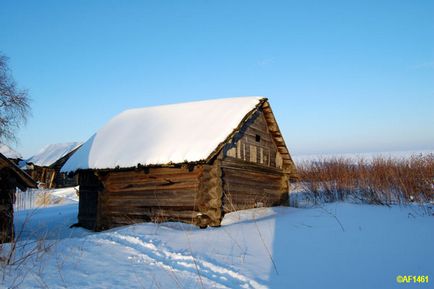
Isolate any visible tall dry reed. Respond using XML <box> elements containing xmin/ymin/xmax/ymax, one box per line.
<box><xmin>296</xmin><ymin>154</ymin><xmax>433</xmax><ymax>205</ymax></box>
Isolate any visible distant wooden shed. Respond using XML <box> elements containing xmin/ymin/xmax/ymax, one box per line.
<box><xmin>61</xmin><ymin>97</ymin><xmax>297</xmax><ymax>231</ymax></box>
<box><xmin>25</xmin><ymin>142</ymin><xmax>82</xmax><ymax>188</ymax></box>
<box><xmin>0</xmin><ymin>153</ymin><xmax>37</xmax><ymax>243</ymax></box>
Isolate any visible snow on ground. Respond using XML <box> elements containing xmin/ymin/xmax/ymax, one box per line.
<box><xmin>26</xmin><ymin>142</ymin><xmax>82</xmax><ymax>167</ymax></box>
<box><xmin>62</xmin><ymin>97</ymin><xmax>264</xmax><ymax>172</ymax></box>
<box><xmin>2</xmin><ymin>201</ymin><xmax>433</xmax><ymax>289</ymax></box>
<box><xmin>47</xmin><ymin>186</ymin><xmax>79</xmax><ymax>204</ymax></box>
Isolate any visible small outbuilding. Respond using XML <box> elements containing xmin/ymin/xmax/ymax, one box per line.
<box><xmin>0</xmin><ymin>153</ymin><xmax>37</xmax><ymax>243</ymax></box>
<box><xmin>61</xmin><ymin>97</ymin><xmax>297</xmax><ymax>230</ymax></box>
<box><xmin>25</xmin><ymin>142</ymin><xmax>82</xmax><ymax>188</ymax></box>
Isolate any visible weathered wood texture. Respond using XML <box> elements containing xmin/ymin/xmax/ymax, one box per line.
<box><xmin>78</xmin><ymin>167</ymin><xmax>211</xmax><ymax>230</ymax></box>
<box><xmin>78</xmin><ymin>170</ymin><xmax>103</xmax><ymax>230</ymax></box>
<box><xmin>220</xmin><ymin>109</ymin><xmax>290</xmax><ymax>213</ymax></box>
<box><xmin>196</xmin><ymin>161</ymin><xmax>223</xmax><ymax>227</ymax></box>
<box><xmin>261</xmin><ymin>102</ymin><xmax>297</xmax><ymax>179</ymax></box>
<box><xmin>52</xmin><ymin>150</ymin><xmax>81</xmax><ymax>188</ymax></box>
<box><xmin>29</xmin><ymin>167</ymin><xmax>78</xmax><ymax>189</ymax></box>
<box><xmin>0</xmin><ymin>154</ymin><xmax>37</xmax><ymax>243</ymax></box>
<box><xmin>28</xmin><ymin>166</ymin><xmax>56</xmax><ymax>189</ymax></box>
<box><xmin>221</xmin><ymin>158</ymin><xmax>289</xmax><ymax>213</ymax></box>
<box><xmin>0</xmin><ymin>170</ymin><xmax>16</xmax><ymax>243</ymax></box>
<box><xmin>224</xmin><ymin>109</ymin><xmax>283</xmax><ymax>169</ymax></box>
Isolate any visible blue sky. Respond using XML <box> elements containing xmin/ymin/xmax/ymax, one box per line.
<box><xmin>1</xmin><ymin>0</ymin><xmax>433</xmax><ymax>158</ymax></box>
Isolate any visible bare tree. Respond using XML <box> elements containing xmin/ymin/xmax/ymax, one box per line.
<box><xmin>0</xmin><ymin>53</ymin><xmax>30</xmax><ymax>143</ymax></box>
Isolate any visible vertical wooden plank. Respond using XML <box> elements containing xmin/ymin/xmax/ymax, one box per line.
<box><xmin>242</xmin><ymin>142</ymin><xmax>246</xmax><ymax>161</ymax></box>
<box><xmin>237</xmin><ymin>141</ymin><xmax>241</xmax><ymax>159</ymax></box>
<box><xmin>250</xmin><ymin>145</ymin><xmax>257</xmax><ymax>163</ymax></box>
<box><xmin>276</xmin><ymin>151</ymin><xmax>283</xmax><ymax>169</ymax></box>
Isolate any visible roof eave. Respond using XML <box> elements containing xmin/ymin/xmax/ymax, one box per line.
<box><xmin>0</xmin><ymin>153</ymin><xmax>37</xmax><ymax>189</ymax></box>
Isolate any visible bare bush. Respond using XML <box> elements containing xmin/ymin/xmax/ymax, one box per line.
<box><xmin>1</xmin><ymin>210</ymin><xmax>55</xmax><ymax>288</ymax></box>
<box><xmin>296</xmin><ymin>154</ymin><xmax>434</xmax><ymax>205</ymax></box>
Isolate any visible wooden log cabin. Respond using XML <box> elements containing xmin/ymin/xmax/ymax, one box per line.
<box><xmin>0</xmin><ymin>153</ymin><xmax>37</xmax><ymax>243</ymax></box>
<box><xmin>61</xmin><ymin>97</ymin><xmax>297</xmax><ymax>230</ymax></box>
<box><xmin>25</xmin><ymin>142</ymin><xmax>82</xmax><ymax>188</ymax></box>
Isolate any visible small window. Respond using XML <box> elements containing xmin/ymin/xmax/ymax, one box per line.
<box><xmin>255</xmin><ymin>134</ymin><xmax>261</xmax><ymax>142</ymax></box>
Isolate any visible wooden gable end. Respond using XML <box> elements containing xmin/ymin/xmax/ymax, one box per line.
<box><xmin>221</xmin><ymin>101</ymin><xmax>297</xmax><ymax>179</ymax></box>
<box><xmin>224</xmin><ymin>109</ymin><xmax>281</xmax><ymax>168</ymax></box>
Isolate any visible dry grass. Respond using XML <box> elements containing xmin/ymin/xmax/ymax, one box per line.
<box><xmin>296</xmin><ymin>154</ymin><xmax>434</xmax><ymax>205</ymax></box>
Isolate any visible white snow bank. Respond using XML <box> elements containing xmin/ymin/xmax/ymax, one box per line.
<box><xmin>27</xmin><ymin>142</ymin><xmax>82</xmax><ymax>167</ymax></box>
<box><xmin>61</xmin><ymin>97</ymin><xmax>264</xmax><ymax>172</ymax></box>
<box><xmin>48</xmin><ymin>186</ymin><xmax>79</xmax><ymax>203</ymax></box>
<box><xmin>0</xmin><ymin>143</ymin><xmax>22</xmax><ymax>159</ymax></box>
<box><xmin>4</xmin><ymin>203</ymin><xmax>433</xmax><ymax>289</ymax></box>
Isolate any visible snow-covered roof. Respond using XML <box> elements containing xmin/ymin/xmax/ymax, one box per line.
<box><xmin>0</xmin><ymin>144</ymin><xmax>22</xmax><ymax>159</ymax></box>
<box><xmin>27</xmin><ymin>142</ymin><xmax>83</xmax><ymax>167</ymax></box>
<box><xmin>61</xmin><ymin>97</ymin><xmax>266</xmax><ymax>172</ymax></box>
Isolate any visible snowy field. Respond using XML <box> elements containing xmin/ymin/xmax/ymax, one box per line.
<box><xmin>1</xmin><ymin>190</ymin><xmax>433</xmax><ymax>289</ymax></box>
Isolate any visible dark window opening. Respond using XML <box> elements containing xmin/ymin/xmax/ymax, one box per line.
<box><xmin>255</xmin><ymin>135</ymin><xmax>261</xmax><ymax>142</ymax></box>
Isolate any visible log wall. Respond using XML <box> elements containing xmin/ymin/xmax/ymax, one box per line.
<box><xmin>52</xmin><ymin>152</ymin><xmax>80</xmax><ymax>188</ymax></box>
<box><xmin>221</xmin><ymin>158</ymin><xmax>289</xmax><ymax>213</ymax></box>
<box><xmin>221</xmin><ymin>109</ymin><xmax>289</xmax><ymax>213</ymax></box>
<box><xmin>0</xmin><ymin>170</ymin><xmax>17</xmax><ymax>243</ymax></box>
<box><xmin>78</xmin><ymin>170</ymin><xmax>103</xmax><ymax>230</ymax></box>
<box><xmin>94</xmin><ymin>167</ymin><xmax>205</xmax><ymax>230</ymax></box>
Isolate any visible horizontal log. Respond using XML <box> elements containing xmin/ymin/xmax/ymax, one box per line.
<box><xmin>225</xmin><ymin>165</ymin><xmax>282</xmax><ymax>176</ymax></box>
<box><xmin>105</xmin><ymin>172</ymin><xmax>201</xmax><ymax>183</ymax></box>
<box><xmin>224</xmin><ymin>185</ymin><xmax>284</xmax><ymax>196</ymax></box>
<box><xmin>224</xmin><ymin>192</ymin><xmax>285</xmax><ymax>200</ymax></box>
<box><xmin>104</xmin><ymin>177</ymin><xmax>200</xmax><ymax>189</ymax></box>
<box><xmin>105</xmin><ymin>177</ymin><xmax>198</xmax><ymax>189</ymax></box>
<box><xmin>223</xmin><ymin>168</ymin><xmax>283</xmax><ymax>179</ymax></box>
<box><xmin>106</xmin><ymin>168</ymin><xmax>202</xmax><ymax>180</ymax></box>
<box><xmin>223</xmin><ymin>198</ymin><xmax>282</xmax><ymax>207</ymax></box>
<box><xmin>223</xmin><ymin>170</ymin><xmax>284</xmax><ymax>182</ymax></box>
<box><xmin>108</xmin><ymin>210</ymin><xmax>200</xmax><ymax>221</ymax></box>
<box><xmin>105</xmin><ymin>198</ymin><xmax>197</xmax><ymax>207</ymax></box>
<box><xmin>221</xmin><ymin>160</ymin><xmax>284</xmax><ymax>175</ymax></box>
<box><xmin>223</xmin><ymin>192</ymin><xmax>285</xmax><ymax>202</ymax></box>
<box><xmin>104</xmin><ymin>205</ymin><xmax>197</xmax><ymax>214</ymax></box>
<box><xmin>223</xmin><ymin>175</ymin><xmax>284</xmax><ymax>187</ymax></box>
<box><xmin>104</xmin><ymin>188</ymin><xmax>197</xmax><ymax>198</ymax></box>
